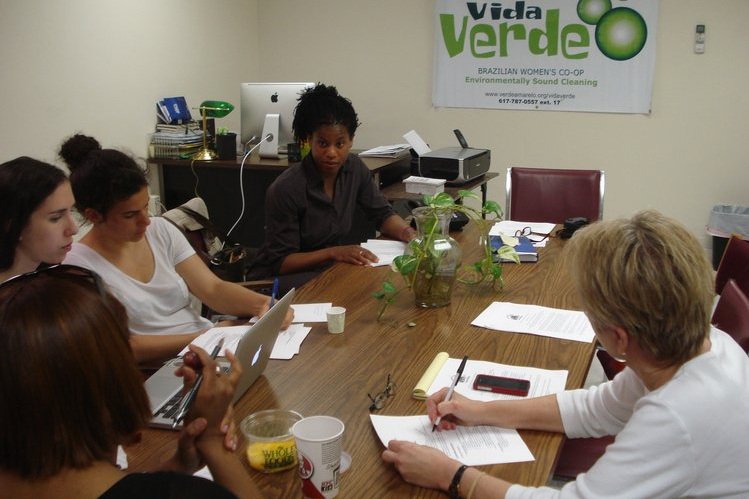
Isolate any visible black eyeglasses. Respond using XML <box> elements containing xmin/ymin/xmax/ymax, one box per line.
<box><xmin>368</xmin><ymin>374</ymin><xmax>396</xmax><ymax>411</ymax></box>
<box><xmin>0</xmin><ymin>264</ymin><xmax>107</xmax><ymax>302</ymax></box>
<box><xmin>514</xmin><ymin>226</ymin><xmax>551</xmax><ymax>242</ymax></box>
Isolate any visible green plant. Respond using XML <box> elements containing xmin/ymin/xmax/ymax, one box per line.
<box><xmin>373</xmin><ymin>191</ymin><xmax>519</xmax><ymax>320</ymax></box>
<box><xmin>217</xmin><ymin>126</ymin><xmax>230</xmax><ymax>135</ymax></box>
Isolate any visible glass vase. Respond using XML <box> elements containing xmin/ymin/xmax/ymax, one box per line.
<box><xmin>409</xmin><ymin>206</ymin><xmax>462</xmax><ymax>308</ymax></box>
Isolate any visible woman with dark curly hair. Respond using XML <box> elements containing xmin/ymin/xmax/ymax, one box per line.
<box><xmin>248</xmin><ymin>83</ymin><xmax>415</xmax><ymax>280</ymax></box>
<box><xmin>0</xmin><ymin>156</ymin><xmax>77</xmax><ymax>282</ymax></box>
<box><xmin>60</xmin><ymin>134</ymin><xmax>292</xmax><ymax>365</ymax></box>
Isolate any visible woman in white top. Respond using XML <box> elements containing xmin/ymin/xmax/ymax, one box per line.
<box><xmin>382</xmin><ymin>210</ymin><xmax>749</xmax><ymax>498</ymax></box>
<box><xmin>0</xmin><ymin>156</ymin><xmax>78</xmax><ymax>283</ymax></box>
<box><xmin>60</xmin><ymin>134</ymin><xmax>292</xmax><ymax>364</ymax></box>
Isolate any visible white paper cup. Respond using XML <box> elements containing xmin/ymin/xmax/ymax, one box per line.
<box><xmin>291</xmin><ymin>415</ymin><xmax>345</xmax><ymax>498</ymax></box>
<box><xmin>326</xmin><ymin>307</ymin><xmax>346</xmax><ymax>334</ymax></box>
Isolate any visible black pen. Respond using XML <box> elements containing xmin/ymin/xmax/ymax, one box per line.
<box><xmin>432</xmin><ymin>355</ymin><xmax>469</xmax><ymax>432</ymax></box>
<box><xmin>172</xmin><ymin>337</ymin><xmax>224</xmax><ymax>429</ymax></box>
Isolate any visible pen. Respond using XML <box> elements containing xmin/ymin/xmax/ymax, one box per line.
<box><xmin>172</xmin><ymin>337</ymin><xmax>224</xmax><ymax>429</ymax></box>
<box><xmin>432</xmin><ymin>355</ymin><xmax>468</xmax><ymax>432</ymax></box>
<box><xmin>269</xmin><ymin>277</ymin><xmax>280</xmax><ymax>308</ymax></box>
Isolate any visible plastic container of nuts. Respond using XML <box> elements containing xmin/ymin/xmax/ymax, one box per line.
<box><xmin>241</xmin><ymin>409</ymin><xmax>303</xmax><ymax>473</ymax></box>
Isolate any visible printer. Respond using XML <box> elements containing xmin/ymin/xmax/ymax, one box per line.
<box><xmin>417</xmin><ymin>130</ymin><xmax>490</xmax><ymax>185</ymax></box>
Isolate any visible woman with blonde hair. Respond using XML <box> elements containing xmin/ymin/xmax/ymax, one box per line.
<box><xmin>383</xmin><ymin>210</ymin><xmax>749</xmax><ymax>498</ymax></box>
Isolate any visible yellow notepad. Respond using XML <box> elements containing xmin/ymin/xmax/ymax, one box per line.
<box><xmin>412</xmin><ymin>352</ymin><xmax>450</xmax><ymax>400</ymax></box>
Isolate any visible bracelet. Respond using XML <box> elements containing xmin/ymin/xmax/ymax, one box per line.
<box><xmin>448</xmin><ymin>464</ymin><xmax>469</xmax><ymax>499</ymax></box>
<box><xmin>465</xmin><ymin>471</ymin><xmax>484</xmax><ymax>499</ymax></box>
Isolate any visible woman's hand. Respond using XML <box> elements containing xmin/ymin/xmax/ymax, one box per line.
<box><xmin>255</xmin><ymin>295</ymin><xmax>295</xmax><ymax>329</ymax></box>
<box><xmin>329</xmin><ymin>245</ymin><xmax>379</xmax><ymax>266</ymax></box>
<box><xmin>381</xmin><ymin>440</ymin><xmax>462</xmax><ymax>491</ymax></box>
<box><xmin>427</xmin><ymin>387</ymin><xmax>485</xmax><ymax>431</ymax></box>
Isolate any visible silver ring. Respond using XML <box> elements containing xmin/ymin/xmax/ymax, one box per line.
<box><xmin>215</xmin><ymin>365</ymin><xmax>222</xmax><ymax>375</ymax></box>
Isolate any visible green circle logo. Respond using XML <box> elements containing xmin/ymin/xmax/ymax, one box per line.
<box><xmin>595</xmin><ymin>7</ymin><xmax>648</xmax><ymax>61</ymax></box>
<box><xmin>577</xmin><ymin>0</ymin><xmax>612</xmax><ymax>25</ymax></box>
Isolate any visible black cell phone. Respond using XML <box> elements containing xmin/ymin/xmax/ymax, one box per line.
<box><xmin>473</xmin><ymin>374</ymin><xmax>530</xmax><ymax>397</ymax></box>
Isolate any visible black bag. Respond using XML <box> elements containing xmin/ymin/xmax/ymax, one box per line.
<box><xmin>164</xmin><ymin>205</ymin><xmax>256</xmax><ymax>282</ymax></box>
<box><xmin>558</xmin><ymin>217</ymin><xmax>590</xmax><ymax>240</ymax></box>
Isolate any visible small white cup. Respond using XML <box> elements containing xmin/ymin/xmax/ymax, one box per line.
<box><xmin>326</xmin><ymin>307</ymin><xmax>346</xmax><ymax>334</ymax></box>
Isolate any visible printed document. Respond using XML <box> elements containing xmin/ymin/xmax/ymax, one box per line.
<box><xmin>290</xmin><ymin>303</ymin><xmax>332</xmax><ymax>323</ymax></box>
<box><xmin>361</xmin><ymin>239</ymin><xmax>407</xmax><ymax>267</ymax></box>
<box><xmin>178</xmin><ymin>324</ymin><xmax>312</xmax><ymax>360</ymax></box>
<box><xmin>472</xmin><ymin>302</ymin><xmax>596</xmax><ymax>343</ymax></box>
<box><xmin>370</xmin><ymin>414</ymin><xmax>534</xmax><ymax>466</ymax></box>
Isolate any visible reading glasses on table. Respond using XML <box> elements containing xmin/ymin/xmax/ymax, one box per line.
<box><xmin>368</xmin><ymin>374</ymin><xmax>396</xmax><ymax>411</ymax></box>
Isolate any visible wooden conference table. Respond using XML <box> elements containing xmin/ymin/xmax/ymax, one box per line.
<box><xmin>126</xmin><ymin>223</ymin><xmax>596</xmax><ymax>497</ymax></box>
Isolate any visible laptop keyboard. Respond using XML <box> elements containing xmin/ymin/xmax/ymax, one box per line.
<box><xmin>154</xmin><ymin>391</ymin><xmax>183</xmax><ymax>419</ymax></box>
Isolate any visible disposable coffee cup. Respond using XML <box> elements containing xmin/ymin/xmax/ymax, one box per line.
<box><xmin>292</xmin><ymin>416</ymin><xmax>345</xmax><ymax>498</ymax></box>
<box><xmin>326</xmin><ymin>307</ymin><xmax>346</xmax><ymax>334</ymax></box>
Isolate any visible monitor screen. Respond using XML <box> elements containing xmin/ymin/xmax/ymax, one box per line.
<box><xmin>240</xmin><ymin>82</ymin><xmax>315</xmax><ymax>158</ymax></box>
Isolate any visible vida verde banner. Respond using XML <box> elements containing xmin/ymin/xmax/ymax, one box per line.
<box><xmin>433</xmin><ymin>0</ymin><xmax>658</xmax><ymax>113</ymax></box>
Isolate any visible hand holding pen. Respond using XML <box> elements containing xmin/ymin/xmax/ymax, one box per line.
<box><xmin>432</xmin><ymin>355</ymin><xmax>468</xmax><ymax>432</ymax></box>
<box><xmin>173</xmin><ymin>338</ymin><xmax>225</xmax><ymax>428</ymax></box>
<box><xmin>269</xmin><ymin>277</ymin><xmax>279</xmax><ymax>308</ymax></box>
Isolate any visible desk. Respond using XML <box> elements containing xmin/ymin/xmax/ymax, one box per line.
<box><xmin>148</xmin><ymin>154</ymin><xmax>497</xmax><ymax>247</ymax></box>
<box><xmin>126</xmin><ymin>223</ymin><xmax>595</xmax><ymax>496</ymax></box>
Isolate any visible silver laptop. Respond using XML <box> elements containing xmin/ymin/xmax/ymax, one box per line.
<box><xmin>146</xmin><ymin>288</ymin><xmax>295</xmax><ymax>429</ymax></box>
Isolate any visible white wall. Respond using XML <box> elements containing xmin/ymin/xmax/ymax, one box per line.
<box><xmin>0</xmin><ymin>0</ymin><xmax>258</xmax><ymax>175</ymax></box>
<box><xmin>256</xmin><ymin>0</ymin><xmax>749</xmax><ymax>249</ymax></box>
<box><xmin>1</xmin><ymin>0</ymin><xmax>747</xmax><ymax>250</ymax></box>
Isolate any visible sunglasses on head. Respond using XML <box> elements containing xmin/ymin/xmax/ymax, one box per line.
<box><xmin>0</xmin><ymin>264</ymin><xmax>107</xmax><ymax>302</ymax></box>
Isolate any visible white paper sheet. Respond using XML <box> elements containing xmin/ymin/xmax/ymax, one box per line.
<box><xmin>427</xmin><ymin>358</ymin><xmax>568</xmax><ymax>401</ymax></box>
<box><xmin>370</xmin><ymin>414</ymin><xmax>534</xmax><ymax>466</ymax></box>
<box><xmin>403</xmin><ymin>129</ymin><xmax>432</xmax><ymax>156</ymax></box>
<box><xmin>178</xmin><ymin>325</ymin><xmax>250</xmax><ymax>356</ymax></box>
<box><xmin>361</xmin><ymin>239</ymin><xmax>407</xmax><ymax>267</ymax></box>
<box><xmin>290</xmin><ymin>303</ymin><xmax>332</xmax><ymax>323</ymax></box>
<box><xmin>472</xmin><ymin>302</ymin><xmax>596</xmax><ymax>343</ymax></box>
<box><xmin>270</xmin><ymin>324</ymin><xmax>312</xmax><ymax>360</ymax></box>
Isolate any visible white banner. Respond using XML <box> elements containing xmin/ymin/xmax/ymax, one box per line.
<box><xmin>433</xmin><ymin>0</ymin><xmax>658</xmax><ymax>114</ymax></box>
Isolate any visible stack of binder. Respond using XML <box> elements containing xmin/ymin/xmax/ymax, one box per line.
<box><xmin>150</xmin><ymin>96</ymin><xmax>204</xmax><ymax>159</ymax></box>
<box><xmin>149</xmin><ymin>122</ymin><xmax>204</xmax><ymax>159</ymax></box>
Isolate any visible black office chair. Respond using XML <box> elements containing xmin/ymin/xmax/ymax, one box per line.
<box><xmin>505</xmin><ymin>167</ymin><xmax>605</xmax><ymax>223</ymax></box>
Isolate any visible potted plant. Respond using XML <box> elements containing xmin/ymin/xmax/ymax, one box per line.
<box><xmin>373</xmin><ymin>191</ymin><xmax>519</xmax><ymax>320</ymax></box>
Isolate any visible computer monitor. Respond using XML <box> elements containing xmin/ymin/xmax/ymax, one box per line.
<box><xmin>240</xmin><ymin>82</ymin><xmax>315</xmax><ymax>158</ymax></box>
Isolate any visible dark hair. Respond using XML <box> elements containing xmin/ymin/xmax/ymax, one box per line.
<box><xmin>0</xmin><ymin>157</ymin><xmax>68</xmax><ymax>270</ymax></box>
<box><xmin>59</xmin><ymin>134</ymin><xmax>148</xmax><ymax>217</ymax></box>
<box><xmin>292</xmin><ymin>83</ymin><xmax>360</xmax><ymax>142</ymax></box>
<box><xmin>0</xmin><ymin>273</ymin><xmax>150</xmax><ymax>479</ymax></box>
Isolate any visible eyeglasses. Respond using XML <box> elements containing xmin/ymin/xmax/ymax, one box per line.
<box><xmin>0</xmin><ymin>264</ymin><xmax>107</xmax><ymax>303</ymax></box>
<box><xmin>514</xmin><ymin>226</ymin><xmax>551</xmax><ymax>242</ymax></box>
<box><xmin>368</xmin><ymin>374</ymin><xmax>396</xmax><ymax>411</ymax></box>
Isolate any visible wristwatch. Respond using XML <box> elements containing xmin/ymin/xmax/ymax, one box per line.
<box><xmin>448</xmin><ymin>464</ymin><xmax>469</xmax><ymax>499</ymax></box>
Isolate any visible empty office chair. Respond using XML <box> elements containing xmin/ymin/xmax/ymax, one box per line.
<box><xmin>715</xmin><ymin>235</ymin><xmax>749</xmax><ymax>296</ymax></box>
<box><xmin>711</xmin><ymin>278</ymin><xmax>749</xmax><ymax>353</ymax></box>
<box><xmin>505</xmin><ymin>167</ymin><xmax>605</xmax><ymax>223</ymax></box>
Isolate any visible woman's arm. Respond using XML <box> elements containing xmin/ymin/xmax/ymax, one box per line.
<box><xmin>279</xmin><ymin>245</ymin><xmax>378</xmax><ymax>274</ymax></box>
<box><xmin>379</xmin><ymin>213</ymin><xmax>417</xmax><ymax>242</ymax></box>
<box><xmin>130</xmin><ymin>332</ymin><xmax>202</xmax><ymax>365</ymax></box>
<box><xmin>176</xmin><ymin>254</ymin><xmax>269</xmax><ymax>317</ymax></box>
